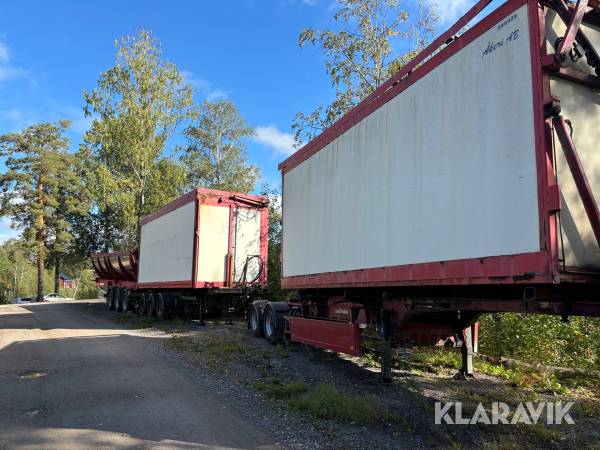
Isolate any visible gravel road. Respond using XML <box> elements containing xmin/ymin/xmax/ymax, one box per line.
<box><xmin>0</xmin><ymin>300</ymin><xmax>281</xmax><ymax>449</ymax></box>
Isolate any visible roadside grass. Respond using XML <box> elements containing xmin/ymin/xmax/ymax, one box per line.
<box><xmin>406</xmin><ymin>348</ymin><xmax>600</xmax><ymax>397</ymax></box>
<box><xmin>252</xmin><ymin>377</ymin><xmax>405</xmax><ymax>425</ymax></box>
<box><xmin>115</xmin><ymin>314</ymin><xmax>162</xmax><ymax>329</ymax></box>
<box><xmin>114</xmin><ymin>313</ymin><xmax>190</xmax><ymax>333</ymax></box>
<box><xmin>164</xmin><ymin>334</ymin><xmax>250</xmax><ymax>367</ymax></box>
<box><xmin>289</xmin><ymin>383</ymin><xmax>397</xmax><ymax>424</ymax></box>
<box><xmin>251</xmin><ymin>378</ymin><xmax>309</xmax><ymax>399</ymax></box>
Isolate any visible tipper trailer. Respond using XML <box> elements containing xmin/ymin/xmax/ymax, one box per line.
<box><xmin>91</xmin><ymin>188</ymin><xmax>269</xmax><ymax>320</ymax></box>
<box><xmin>265</xmin><ymin>0</ymin><xmax>600</xmax><ymax>379</ymax></box>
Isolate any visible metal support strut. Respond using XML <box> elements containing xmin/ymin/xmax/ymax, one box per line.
<box><xmin>553</xmin><ymin>115</ymin><xmax>600</xmax><ymax>249</ymax></box>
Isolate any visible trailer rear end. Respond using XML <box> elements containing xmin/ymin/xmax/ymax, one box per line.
<box><xmin>92</xmin><ymin>188</ymin><xmax>269</xmax><ymax>319</ymax></box>
<box><xmin>272</xmin><ymin>0</ymin><xmax>600</xmax><ymax>378</ymax></box>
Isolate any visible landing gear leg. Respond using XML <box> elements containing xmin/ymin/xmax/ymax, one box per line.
<box><xmin>197</xmin><ymin>296</ymin><xmax>205</xmax><ymax>326</ymax></box>
<box><xmin>379</xmin><ymin>310</ymin><xmax>393</xmax><ymax>383</ymax></box>
<box><xmin>459</xmin><ymin>326</ymin><xmax>474</xmax><ymax>378</ymax></box>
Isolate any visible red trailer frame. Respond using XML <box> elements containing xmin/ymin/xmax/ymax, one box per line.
<box><xmin>279</xmin><ymin>0</ymin><xmax>600</xmax><ymax>291</ymax></box>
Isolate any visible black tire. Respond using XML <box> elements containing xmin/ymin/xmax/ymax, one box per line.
<box><xmin>155</xmin><ymin>293</ymin><xmax>166</xmax><ymax>319</ymax></box>
<box><xmin>146</xmin><ymin>293</ymin><xmax>156</xmax><ymax>317</ymax></box>
<box><xmin>138</xmin><ymin>294</ymin><xmax>147</xmax><ymax>315</ymax></box>
<box><xmin>105</xmin><ymin>288</ymin><xmax>112</xmax><ymax>309</ymax></box>
<box><xmin>248</xmin><ymin>300</ymin><xmax>268</xmax><ymax>337</ymax></box>
<box><xmin>116</xmin><ymin>288</ymin><xmax>124</xmax><ymax>312</ymax></box>
<box><xmin>262</xmin><ymin>302</ymin><xmax>289</xmax><ymax>343</ymax></box>
<box><xmin>120</xmin><ymin>289</ymin><xmax>130</xmax><ymax>313</ymax></box>
<box><xmin>108</xmin><ymin>288</ymin><xmax>117</xmax><ymax>311</ymax></box>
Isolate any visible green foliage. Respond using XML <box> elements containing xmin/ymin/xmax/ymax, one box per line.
<box><xmin>289</xmin><ymin>383</ymin><xmax>394</xmax><ymax>423</ymax></box>
<box><xmin>292</xmin><ymin>0</ymin><xmax>439</xmax><ymax>145</ymax></box>
<box><xmin>410</xmin><ymin>347</ymin><xmax>599</xmax><ymax>396</ymax></box>
<box><xmin>0</xmin><ymin>120</ymin><xmax>74</xmax><ymax>301</ymax></box>
<box><xmin>252</xmin><ymin>378</ymin><xmax>309</xmax><ymax>399</ymax></box>
<box><xmin>82</xmin><ymin>30</ymin><xmax>194</xmax><ymax>249</ymax></box>
<box><xmin>181</xmin><ymin>100</ymin><xmax>259</xmax><ymax>193</ymax></box>
<box><xmin>478</xmin><ymin>313</ymin><xmax>600</xmax><ymax>369</ymax></box>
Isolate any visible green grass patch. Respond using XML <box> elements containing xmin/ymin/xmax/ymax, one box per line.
<box><xmin>201</xmin><ymin>335</ymin><xmax>250</xmax><ymax>366</ymax></box>
<box><xmin>252</xmin><ymin>378</ymin><xmax>309</xmax><ymax>399</ymax></box>
<box><xmin>115</xmin><ymin>314</ymin><xmax>161</xmax><ymax>329</ymax></box>
<box><xmin>408</xmin><ymin>348</ymin><xmax>584</xmax><ymax>395</ymax></box>
<box><xmin>164</xmin><ymin>334</ymin><xmax>250</xmax><ymax>367</ymax></box>
<box><xmin>289</xmin><ymin>383</ymin><xmax>397</xmax><ymax>424</ymax></box>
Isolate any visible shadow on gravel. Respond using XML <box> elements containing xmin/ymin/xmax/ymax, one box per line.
<box><xmin>0</xmin><ymin>301</ymin><xmax>280</xmax><ymax>449</ymax></box>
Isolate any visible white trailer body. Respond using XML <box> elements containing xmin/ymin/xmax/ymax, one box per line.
<box><xmin>279</xmin><ymin>0</ymin><xmax>600</xmax><ymax>289</ymax></box>
<box><xmin>137</xmin><ymin>189</ymin><xmax>268</xmax><ymax>289</ymax></box>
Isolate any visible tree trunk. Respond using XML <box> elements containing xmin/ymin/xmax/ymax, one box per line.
<box><xmin>54</xmin><ymin>254</ymin><xmax>60</xmax><ymax>294</ymax></box>
<box><xmin>36</xmin><ymin>176</ymin><xmax>45</xmax><ymax>302</ymax></box>
<box><xmin>36</xmin><ymin>238</ymin><xmax>44</xmax><ymax>302</ymax></box>
<box><xmin>137</xmin><ymin>183</ymin><xmax>145</xmax><ymax>246</ymax></box>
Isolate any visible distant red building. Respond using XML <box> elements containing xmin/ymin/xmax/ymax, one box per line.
<box><xmin>59</xmin><ymin>273</ymin><xmax>76</xmax><ymax>289</ymax></box>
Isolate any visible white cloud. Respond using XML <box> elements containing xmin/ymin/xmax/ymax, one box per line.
<box><xmin>44</xmin><ymin>99</ymin><xmax>92</xmax><ymax>134</ymax></box>
<box><xmin>181</xmin><ymin>70</ymin><xmax>230</xmax><ymax>101</ymax></box>
<box><xmin>254</xmin><ymin>125</ymin><xmax>296</xmax><ymax>156</ymax></box>
<box><xmin>0</xmin><ymin>217</ymin><xmax>18</xmax><ymax>244</ymax></box>
<box><xmin>0</xmin><ymin>41</ymin><xmax>27</xmax><ymax>83</ymax></box>
<box><xmin>428</xmin><ymin>0</ymin><xmax>474</xmax><ymax>23</ymax></box>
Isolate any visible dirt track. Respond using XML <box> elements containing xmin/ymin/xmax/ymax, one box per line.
<box><xmin>0</xmin><ymin>300</ymin><xmax>280</xmax><ymax>449</ymax></box>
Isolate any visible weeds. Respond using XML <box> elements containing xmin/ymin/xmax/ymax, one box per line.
<box><xmin>252</xmin><ymin>378</ymin><xmax>309</xmax><ymax>399</ymax></box>
<box><xmin>289</xmin><ymin>383</ymin><xmax>397</xmax><ymax>424</ymax></box>
<box><xmin>164</xmin><ymin>334</ymin><xmax>249</xmax><ymax>367</ymax></box>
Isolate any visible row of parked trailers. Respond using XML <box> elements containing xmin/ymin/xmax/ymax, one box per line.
<box><xmin>93</xmin><ymin>0</ymin><xmax>600</xmax><ymax>379</ymax></box>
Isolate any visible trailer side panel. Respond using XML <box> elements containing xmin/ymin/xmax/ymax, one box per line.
<box><xmin>138</xmin><ymin>200</ymin><xmax>195</xmax><ymax>284</ymax></box>
<box><xmin>283</xmin><ymin>4</ymin><xmax>539</xmax><ymax>280</ymax></box>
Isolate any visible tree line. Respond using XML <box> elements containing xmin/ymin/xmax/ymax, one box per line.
<box><xmin>0</xmin><ymin>0</ymin><xmax>437</xmax><ymax>303</ymax></box>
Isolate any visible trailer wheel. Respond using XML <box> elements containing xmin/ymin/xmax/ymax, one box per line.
<box><xmin>120</xmin><ymin>289</ymin><xmax>130</xmax><ymax>313</ymax></box>
<box><xmin>108</xmin><ymin>288</ymin><xmax>117</xmax><ymax>311</ymax></box>
<box><xmin>147</xmin><ymin>293</ymin><xmax>156</xmax><ymax>317</ymax></box>
<box><xmin>138</xmin><ymin>294</ymin><xmax>147</xmax><ymax>315</ymax></box>
<box><xmin>248</xmin><ymin>300</ymin><xmax>268</xmax><ymax>337</ymax></box>
<box><xmin>155</xmin><ymin>293</ymin><xmax>168</xmax><ymax>319</ymax></box>
<box><xmin>263</xmin><ymin>302</ymin><xmax>289</xmax><ymax>343</ymax></box>
<box><xmin>106</xmin><ymin>287</ymin><xmax>112</xmax><ymax>309</ymax></box>
<box><xmin>116</xmin><ymin>288</ymin><xmax>124</xmax><ymax>312</ymax></box>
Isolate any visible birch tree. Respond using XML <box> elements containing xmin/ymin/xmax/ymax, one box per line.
<box><xmin>182</xmin><ymin>100</ymin><xmax>259</xmax><ymax>193</ymax></box>
<box><xmin>82</xmin><ymin>30</ymin><xmax>194</xmax><ymax>248</ymax></box>
<box><xmin>292</xmin><ymin>0</ymin><xmax>439</xmax><ymax>144</ymax></box>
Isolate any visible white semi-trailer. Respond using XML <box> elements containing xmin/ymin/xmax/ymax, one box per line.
<box><xmin>268</xmin><ymin>0</ymin><xmax>600</xmax><ymax>378</ymax></box>
<box><xmin>92</xmin><ymin>188</ymin><xmax>269</xmax><ymax>319</ymax></box>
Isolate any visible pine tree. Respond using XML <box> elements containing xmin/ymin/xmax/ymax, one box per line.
<box><xmin>0</xmin><ymin>120</ymin><xmax>72</xmax><ymax>302</ymax></box>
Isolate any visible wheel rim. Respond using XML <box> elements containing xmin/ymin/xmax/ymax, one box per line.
<box><xmin>251</xmin><ymin>308</ymin><xmax>259</xmax><ymax>331</ymax></box>
<box><xmin>265</xmin><ymin>311</ymin><xmax>273</xmax><ymax>337</ymax></box>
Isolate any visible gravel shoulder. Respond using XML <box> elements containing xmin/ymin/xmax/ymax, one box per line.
<box><xmin>3</xmin><ymin>300</ymin><xmax>598</xmax><ymax>449</ymax></box>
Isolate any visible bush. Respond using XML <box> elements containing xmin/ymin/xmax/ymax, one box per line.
<box><xmin>478</xmin><ymin>313</ymin><xmax>600</xmax><ymax>370</ymax></box>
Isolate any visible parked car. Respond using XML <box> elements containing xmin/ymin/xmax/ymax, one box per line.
<box><xmin>10</xmin><ymin>297</ymin><xmax>32</xmax><ymax>304</ymax></box>
<box><xmin>43</xmin><ymin>293</ymin><xmax>72</xmax><ymax>301</ymax></box>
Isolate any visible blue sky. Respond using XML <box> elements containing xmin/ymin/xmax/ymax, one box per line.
<box><xmin>0</xmin><ymin>0</ymin><xmax>487</xmax><ymax>242</ymax></box>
